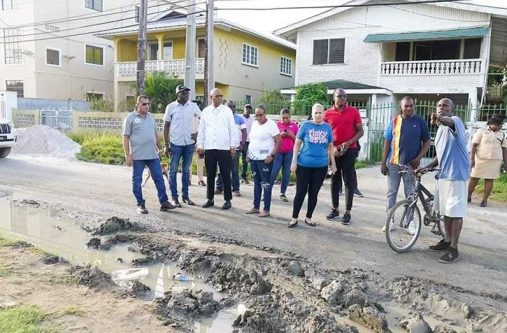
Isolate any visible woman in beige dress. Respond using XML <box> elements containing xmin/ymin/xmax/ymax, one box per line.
<box><xmin>468</xmin><ymin>114</ymin><xmax>507</xmax><ymax>207</ymax></box>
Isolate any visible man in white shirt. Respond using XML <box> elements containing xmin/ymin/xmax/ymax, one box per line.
<box><xmin>196</xmin><ymin>88</ymin><xmax>238</xmax><ymax>210</ymax></box>
<box><xmin>245</xmin><ymin>105</ymin><xmax>281</xmax><ymax>217</ymax></box>
<box><xmin>163</xmin><ymin>85</ymin><xmax>201</xmax><ymax>207</ymax></box>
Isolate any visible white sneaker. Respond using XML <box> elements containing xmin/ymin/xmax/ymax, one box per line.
<box><xmin>407</xmin><ymin>220</ymin><xmax>417</xmax><ymax>235</ymax></box>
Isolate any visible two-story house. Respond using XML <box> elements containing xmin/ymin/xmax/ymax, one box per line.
<box><xmin>0</xmin><ymin>0</ymin><xmax>173</xmax><ymax>102</ymax></box>
<box><xmin>275</xmin><ymin>0</ymin><xmax>507</xmax><ymax>112</ymax></box>
<box><xmin>99</xmin><ymin>11</ymin><xmax>296</xmax><ymax>109</ymax></box>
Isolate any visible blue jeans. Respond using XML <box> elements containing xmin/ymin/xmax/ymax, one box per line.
<box><xmin>270</xmin><ymin>151</ymin><xmax>293</xmax><ymax>195</ymax></box>
<box><xmin>132</xmin><ymin>158</ymin><xmax>168</xmax><ymax>205</ymax></box>
<box><xmin>386</xmin><ymin>163</ymin><xmax>416</xmax><ymax>211</ymax></box>
<box><xmin>169</xmin><ymin>143</ymin><xmax>195</xmax><ymax>199</ymax></box>
<box><xmin>241</xmin><ymin>142</ymin><xmax>249</xmax><ymax>179</ymax></box>
<box><xmin>251</xmin><ymin>159</ymin><xmax>273</xmax><ymax>211</ymax></box>
<box><xmin>216</xmin><ymin>149</ymin><xmax>240</xmax><ymax>191</ymax></box>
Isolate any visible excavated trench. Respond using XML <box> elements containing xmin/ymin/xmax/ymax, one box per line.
<box><xmin>1</xmin><ymin>198</ymin><xmax>506</xmax><ymax>333</ymax></box>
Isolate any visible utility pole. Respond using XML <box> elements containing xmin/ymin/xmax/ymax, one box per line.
<box><xmin>205</xmin><ymin>0</ymin><xmax>214</xmax><ymax>103</ymax></box>
<box><xmin>184</xmin><ymin>0</ymin><xmax>196</xmax><ymax>101</ymax></box>
<box><xmin>136</xmin><ymin>0</ymin><xmax>148</xmax><ymax>96</ymax></box>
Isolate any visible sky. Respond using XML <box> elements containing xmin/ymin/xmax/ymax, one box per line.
<box><xmin>214</xmin><ymin>0</ymin><xmax>507</xmax><ymax>35</ymax></box>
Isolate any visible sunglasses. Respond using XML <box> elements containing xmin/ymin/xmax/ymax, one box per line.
<box><xmin>255</xmin><ymin>113</ymin><xmax>265</xmax><ymax>117</ymax></box>
<box><xmin>211</xmin><ymin>95</ymin><xmax>223</xmax><ymax>98</ymax></box>
<box><xmin>336</xmin><ymin>95</ymin><xmax>347</xmax><ymax>98</ymax></box>
<box><xmin>141</xmin><ymin>102</ymin><xmax>150</xmax><ymax>106</ymax></box>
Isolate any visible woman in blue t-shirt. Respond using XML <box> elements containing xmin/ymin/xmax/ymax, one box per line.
<box><xmin>289</xmin><ymin>104</ymin><xmax>336</xmax><ymax>227</ymax></box>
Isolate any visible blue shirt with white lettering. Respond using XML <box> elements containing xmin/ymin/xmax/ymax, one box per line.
<box><xmin>297</xmin><ymin>121</ymin><xmax>333</xmax><ymax>168</ymax></box>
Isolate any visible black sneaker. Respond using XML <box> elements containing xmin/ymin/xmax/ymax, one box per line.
<box><xmin>280</xmin><ymin>194</ymin><xmax>288</xmax><ymax>202</ymax></box>
<box><xmin>214</xmin><ymin>188</ymin><xmax>223</xmax><ymax>195</ymax></box>
<box><xmin>439</xmin><ymin>247</ymin><xmax>459</xmax><ymax>264</ymax></box>
<box><xmin>326</xmin><ymin>209</ymin><xmax>340</xmax><ymax>221</ymax></box>
<box><xmin>428</xmin><ymin>239</ymin><xmax>451</xmax><ymax>252</ymax></box>
<box><xmin>354</xmin><ymin>189</ymin><xmax>364</xmax><ymax>197</ymax></box>
<box><xmin>341</xmin><ymin>212</ymin><xmax>352</xmax><ymax>225</ymax></box>
<box><xmin>160</xmin><ymin>201</ymin><xmax>176</xmax><ymax>211</ymax></box>
<box><xmin>137</xmin><ymin>204</ymin><xmax>148</xmax><ymax>214</ymax></box>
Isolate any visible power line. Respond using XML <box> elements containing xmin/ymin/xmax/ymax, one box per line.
<box><xmin>4</xmin><ymin>8</ymin><xmax>207</xmax><ymax>44</ymax></box>
<box><xmin>215</xmin><ymin>0</ymin><xmax>465</xmax><ymax>10</ymax></box>
<box><xmin>9</xmin><ymin>1</ymin><xmax>206</xmax><ymax>39</ymax></box>
<box><xmin>2</xmin><ymin>0</ymin><xmax>183</xmax><ymax>29</ymax></box>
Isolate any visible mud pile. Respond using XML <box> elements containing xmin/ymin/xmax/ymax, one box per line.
<box><xmin>12</xmin><ymin>125</ymin><xmax>80</xmax><ymax>159</ymax></box>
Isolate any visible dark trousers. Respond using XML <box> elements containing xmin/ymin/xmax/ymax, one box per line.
<box><xmin>205</xmin><ymin>150</ymin><xmax>232</xmax><ymax>201</ymax></box>
<box><xmin>240</xmin><ymin>142</ymin><xmax>250</xmax><ymax>179</ymax></box>
<box><xmin>331</xmin><ymin>148</ymin><xmax>358</xmax><ymax>211</ymax></box>
<box><xmin>292</xmin><ymin>165</ymin><xmax>327</xmax><ymax>219</ymax></box>
<box><xmin>215</xmin><ymin>149</ymin><xmax>240</xmax><ymax>191</ymax></box>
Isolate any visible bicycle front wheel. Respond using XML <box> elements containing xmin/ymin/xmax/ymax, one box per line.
<box><xmin>386</xmin><ymin>199</ymin><xmax>422</xmax><ymax>252</ymax></box>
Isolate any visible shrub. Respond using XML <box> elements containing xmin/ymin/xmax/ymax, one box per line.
<box><xmin>70</xmin><ymin>132</ymin><xmax>125</xmax><ymax>165</ymax></box>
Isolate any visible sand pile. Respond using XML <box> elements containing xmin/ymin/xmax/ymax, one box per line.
<box><xmin>12</xmin><ymin>125</ymin><xmax>80</xmax><ymax>159</ymax></box>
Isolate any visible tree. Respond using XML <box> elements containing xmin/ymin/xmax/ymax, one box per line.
<box><xmin>294</xmin><ymin>83</ymin><xmax>329</xmax><ymax>115</ymax></box>
<box><xmin>144</xmin><ymin>72</ymin><xmax>181</xmax><ymax>113</ymax></box>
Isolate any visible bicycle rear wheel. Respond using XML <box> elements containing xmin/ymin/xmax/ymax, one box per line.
<box><xmin>386</xmin><ymin>199</ymin><xmax>422</xmax><ymax>252</ymax></box>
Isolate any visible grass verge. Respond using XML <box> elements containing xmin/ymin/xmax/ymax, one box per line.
<box><xmin>0</xmin><ymin>305</ymin><xmax>50</xmax><ymax>333</ymax></box>
<box><xmin>474</xmin><ymin>173</ymin><xmax>507</xmax><ymax>202</ymax></box>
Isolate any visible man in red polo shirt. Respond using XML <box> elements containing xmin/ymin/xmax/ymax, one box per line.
<box><xmin>324</xmin><ymin>88</ymin><xmax>364</xmax><ymax>225</ymax></box>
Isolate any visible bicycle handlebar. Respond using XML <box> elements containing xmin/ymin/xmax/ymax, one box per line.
<box><xmin>396</xmin><ymin>165</ymin><xmax>440</xmax><ymax>177</ymax></box>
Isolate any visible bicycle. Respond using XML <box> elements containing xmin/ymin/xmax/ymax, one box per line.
<box><xmin>385</xmin><ymin>166</ymin><xmax>445</xmax><ymax>252</ymax></box>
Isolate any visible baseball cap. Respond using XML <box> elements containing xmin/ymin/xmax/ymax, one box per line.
<box><xmin>176</xmin><ymin>85</ymin><xmax>190</xmax><ymax>94</ymax></box>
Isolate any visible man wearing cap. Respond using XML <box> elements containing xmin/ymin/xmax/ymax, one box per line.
<box><xmin>163</xmin><ymin>85</ymin><xmax>201</xmax><ymax>207</ymax></box>
<box><xmin>196</xmin><ymin>88</ymin><xmax>238</xmax><ymax>209</ymax></box>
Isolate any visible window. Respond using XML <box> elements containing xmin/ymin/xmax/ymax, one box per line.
<box><xmin>86</xmin><ymin>92</ymin><xmax>103</xmax><ymax>101</ymax></box>
<box><xmin>85</xmin><ymin>0</ymin><xmax>102</xmax><ymax>11</ymax></box>
<box><xmin>464</xmin><ymin>38</ymin><xmax>481</xmax><ymax>59</ymax></box>
<box><xmin>148</xmin><ymin>41</ymin><xmax>172</xmax><ymax>60</ymax></box>
<box><xmin>46</xmin><ymin>48</ymin><xmax>60</xmax><ymax>66</ymax></box>
<box><xmin>242</xmin><ymin>43</ymin><xmax>258</xmax><ymax>67</ymax></box>
<box><xmin>134</xmin><ymin>5</ymin><xmax>139</xmax><ymax>23</ymax></box>
<box><xmin>280</xmin><ymin>56</ymin><xmax>292</xmax><ymax>76</ymax></box>
<box><xmin>3</xmin><ymin>28</ymin><xmax>21</xmax><ymax>64</ymax></box>
<box><xmin>1</xmin><ymin>0</ymin><xmax>13</xmax><ymax>10</ymax></box>
<box><xmin>197</xmin><ymin>38</ymin><xmax>205</xmax><ymax>58</ymax></box>
<box><xmin>395</xmin><ymin>42</ymin><xmax>410</xmax><ymax>61</ymax></box>
<box><xmin>85</xmin><ymin>45</ymin><xmax>104</xmax><ymax>65</ymax></box>
<box><xmin>245</xmin><ymin>95</ymin><xmax>252</xmax><ymax>104</ymax></box>
<box><xmin>313</xmin><ymin>38</ymin><xmax>345</xmax><ymax>65</ymax></box>
<box><xmin>6</xmin><ymin>80</ymin><xmax>23</xmax><ymax>97</ymax></box>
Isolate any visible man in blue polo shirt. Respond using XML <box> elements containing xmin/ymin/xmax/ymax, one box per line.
<box><xmin>421</xmin><ymin>98</ymin><xmax>470</xmax><ymax>263</ymax></box>
<box><xmin>163</xmin><ymin>85</ymin><xmax>201</xmax><ymax>207</ymax></box>
<box><xmin>381</xmin><ymin>96</ymin><xmax>430</xmax><ymax>233</ymax></box>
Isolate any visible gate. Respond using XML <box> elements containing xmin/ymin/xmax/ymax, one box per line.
<box><xmin>40</xmin><ymin>110</ymin><xmax>73</xmax><ymax>131</ymax></box>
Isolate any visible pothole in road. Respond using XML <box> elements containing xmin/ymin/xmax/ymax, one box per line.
<box><xmin>1</xmin><ymin>198</ymin><xmax>506</xmax><ymax>333</ymax></box>
<box><xmin>0</xmin><ymin>198</ymin><xmax>241</xmax><ymax>332</ymax></box>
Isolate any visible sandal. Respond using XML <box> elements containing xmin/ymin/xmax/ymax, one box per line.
<box><xmin>304</xmin><ymin>218</ymin><xmax>316</xmax><ymax>227</ymax></box>
<box><xmin>288</xmin><ymin>218</ymin><xmax>298</xmax><ymax>228</ymax></box>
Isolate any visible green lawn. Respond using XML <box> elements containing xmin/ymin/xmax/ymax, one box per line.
<box><xmin>0</xmin><ymin>306</ymin><xmax>51</xmax><ymax>333</ymax></box>
<box><xmin>473</xmin><ymin>173</ymin><xmax>507</xmax><ymax>202</ymax></box>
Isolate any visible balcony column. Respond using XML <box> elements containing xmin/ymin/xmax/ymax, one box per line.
<box><xmin>155</xmin><ymin>34</ymin><xmax>164</xmax><ymax>60</ymax></box>
<box><xmin>469</xmin><ymin>87</ymin><xmax>479</xmax><ymax>122</ymax></box>
<box><xmin>113</xmin><ymin>38</ymin><xmax>120</xmax><ymax>111</ymax></box>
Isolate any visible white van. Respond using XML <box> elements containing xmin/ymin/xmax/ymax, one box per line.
<box><xmin>0</xmin><ymin>91</ymin><xmax>18</xmax><ymax>158</ymax></box>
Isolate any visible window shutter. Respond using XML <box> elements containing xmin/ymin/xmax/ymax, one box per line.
<box><xmin>329</xmin><ymin>39</ymin><xmax>345</xmax><ymax>64</ymax></box>
<box><xmin>313</xmin><ymin>39</ymin><xmax>328</xmax><ymax>65</ymax></box>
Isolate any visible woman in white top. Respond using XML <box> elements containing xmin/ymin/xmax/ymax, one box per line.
<box><xmin>245</xmin><ymin>105</ymin><xmax>281</xmax><ymax>217</ymax></box>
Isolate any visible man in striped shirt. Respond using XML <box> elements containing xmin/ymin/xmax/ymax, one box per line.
<box><xmin>380</xmin><ymin>96</ymin><xmax>430</xmax><ymax>232</ymax></box>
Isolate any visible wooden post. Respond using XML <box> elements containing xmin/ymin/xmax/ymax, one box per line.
<box><xmin>136</xmin><ymin>0</ymin><xmax>148</xmax><ymax>96</ymax></box>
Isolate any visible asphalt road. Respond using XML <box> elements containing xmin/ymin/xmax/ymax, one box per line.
<box><xmin>1</xmin><ymin>154</ymin><xmax>506</xmax><ymax>301</ymax></box>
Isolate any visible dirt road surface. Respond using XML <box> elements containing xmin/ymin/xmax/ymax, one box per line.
<box><xmin>1</xmin><ymin>154</ymin><xmax>507</xmax><ymax>331</ymax></box>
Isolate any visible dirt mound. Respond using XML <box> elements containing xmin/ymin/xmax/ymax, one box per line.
<box><xmin>12</xmin><ymin>125</ymin><xmax>80</xmax><ymax>159</ymax></box>
<box><xmin>91</xmin><ymin>216</ymin><xmax>144</xmax><ymax>236</ymax></box>
<box><xmin>69</xmin><ymin>265</ymin><xmax>114</xmax><ymax>289</ymax></box>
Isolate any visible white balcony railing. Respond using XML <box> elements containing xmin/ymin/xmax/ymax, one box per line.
<box><xmin>380</xmin><ymin>59</ymin><xmax>484</xmax><ymax>76</ymax></box>
<box><xmin>116</xmin><ymin>58</ymin><xmax>205</xmax><ymax>77</ymax></box>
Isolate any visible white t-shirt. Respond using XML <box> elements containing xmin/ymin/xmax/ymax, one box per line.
<box><xmin>248</xmin><ymin>119</ymin><xmax>279</xmax><ymax>160</ymax></box>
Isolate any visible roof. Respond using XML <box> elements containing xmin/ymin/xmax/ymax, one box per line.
<box><xmin>364</xmin><ymin>26</ymin><xmax>489</xmax><ymax>43</ymax></box>
<box><xmin>274</xmin><ymin>0</ymin><xmax>507</xmax><ymax>38</ymax></box>
<box><xmin>98</xmin><ymin>11</ymin><xmax>296</xmax><ymax>50</ymax></box>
